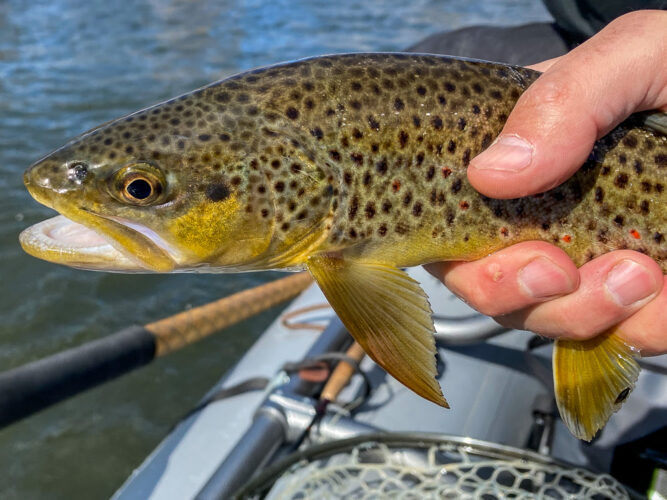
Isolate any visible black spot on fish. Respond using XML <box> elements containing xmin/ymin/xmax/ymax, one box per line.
<box><xmin>438</xmin><ymin>95</ymin><xmax>446</xmax><ymax>106</ymax></box>
<box><xmin>613</xmin><ymin>215</ymin><xmax>624</xmax><ymax>226</ymax></box>
<box><xmin>343</xmin><ymin>171</ymin><xmax>352</xmax><ymax>185</ymax></box>
<box><xmin>219</xmin><ymin>133</ymin><xmax>230</xmax><ymax>142</ymax></box>
<box><xmin>457</xmin><ymin>118</ymin><xmax>466</xmax><ymax>130</ymax></box>
<box><xmin>403</xmin><ymin>192</ymin><xmax>412</xmax><ymax>206</ymax></box>
<box><xmin>447</xmin><ymin>140</ymin><xmax>456</xmax><ymax>153</ymax></box>
<box><xmin>416</xmin><ymin>151</ymin><xmax>424</xmax><ymax>167</ymax></box>
<box><xmin>432</xmin><ymin>117</ymin><xmax>443</xmax><ymax>130</ymax></box>
<box><xmin>363</xmin><ymin>172</ymin><xmax>371</xmax><ymax>186</ymax></box>
<box><xmin>416</xmin><ymin>86</ymin><xmax>427</xmax><ymax>96</ymax></box>
<box><xmin>310</xmin><ymin>127</ymin><xmax>323</xmax><ymax>140</ymax></box>
<box><xmin>654</xmin><ymin>232</ymin><xmax>664</xmax><ymax>244</ymax></box>
<box><xmin>655</xmin><ymin>154</ymin><xmax>667</xmax><ymax>167</ymax></box>
<box><xmin>329</xmin><ymin>150</ymin><xmax>341</xmax><ymax>162</ymax></box>
<box><xmin>206</xmin><ymin>183</ymin><xmax>230</xmax><ymax>202</ymax></box>
<box><xmin>622</xmin><ymin>135</ymin><xmax>638</xmax><ymax>148</ymax></box>
<box><xmin>444</xmin><ymin>82</ymin><xmax>455</xmax><ymax>92</ymax></box>
<box><xmin>350</xmin><ymin>152</ymin><xmax>364</xmax><ymax>165</ymax></box>
<box><xmin>274</xmin><ymin>181</ymin><xmax>285</xmax><ymax>192</ymax></box>
<box><xmin>451</xmin><ymin>178</ymin><xmax>462</xmax><ymax>193</ymax></box>
<box><xmin>489</xmin><ymin>89</ymin><xmax>502</xmax><ymax>100</ymax></box>
<box><xmin>399</xmin><ymin>130</ymin><xmax>409</xmax><ymax>148</ymax></box>
<box><xmin>365</xmin><ymin>202</ymin><xmax>376</xmax><ymax>219</ymax></box>
<box><xmin>378</xmin><ymin>224</ymin><xmax>387</xmax><ymax>236</ymax></box>
<box><xmin>198</xmin><ymin>134</ymin><xmax>211</xmax><ymax>142</ymax></box>
<box><xmin>412</xmin><ymin>116</ymin><xmax>421</xmax><ymax>128</ymax></box>
<box><xmin>394</xmin><ymin>97</ymin><xmax>404</xmax><ymax>111</ymax></box>
<box><xmin>462</xmin><ymin>148</ymin><xmax>471</xmax><ymax>166</ymax></box>
<box><xmin>367</xmin><ymin>115</ymin><xmax>380</xmax><ymax>131</ymax></box>
<box><xmin>216</xmin><ymin>92</ymin><xmax>230</xmax><ymax>103</ymax></box>
<box><xmin>481</xmin><ymin>133</ymin><xmax>493</xmax><ymax>149</ymax></box>
<box><xmin>286</xmin><ymin>107</ymin><xmax>299</xmax><ymax>119</ymax></box>
<box><xmin>640</xmin><ymin>200</ymin><xmax>650</xmax><ymax>214</ymax></box>
<box><xmin>375</xmin><ymin>159</ymin><xmax>388</xmax><ymax>175</ymax></box>
<box><xmin>472</xmin><ymin>82</ymin><xmax>483</xmax><ymax>94</ymax></box>
<box><xmin>595</xmin><ymin>187</ymin><xmax>604</xmax><ymax>202</ymax></box>
<box><xmin>426</xmin><ymin>166</ymin><xmax>435</xmax><ymax>181</ymax></box>
<box><xmin>382</xmin><ymin>200</ymin><xmax>392</xmax><ymax>213</ymax></box>
<box><xmin>614</xmin><ymin>173</ymin><xmax>629</xmax><ymax>188</ymax></box>
<box><xmin>412</xmin><ymin>202</ymin><xmax>423</xmax><ymax>217</ymax></box>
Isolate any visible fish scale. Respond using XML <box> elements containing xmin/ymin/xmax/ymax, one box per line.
<box><xmin>19</xmin><ymin>53</ymin><xmax>667</xmax><ymax>441</ymax></box>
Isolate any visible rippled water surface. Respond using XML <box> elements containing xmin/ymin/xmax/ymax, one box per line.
<box><xmin>0</xmin><ymin>1</ymin><xmax>550</xmax><ymax>498</ymax></box>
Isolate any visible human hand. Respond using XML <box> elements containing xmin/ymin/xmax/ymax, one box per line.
<box><xmin>426</xmin><ymin>10</ymin><xmax>667</xmax><ymax>355</ymax></box>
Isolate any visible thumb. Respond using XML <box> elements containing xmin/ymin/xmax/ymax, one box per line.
<box><xmin>468</xmin><ymin>10</ymin><xmax>667</xmax><ymax>199</ymax></box>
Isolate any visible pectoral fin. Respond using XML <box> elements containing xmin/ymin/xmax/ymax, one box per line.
<box><xmin>553</xmin><ymin>331</ymin><xmax>640</xmax><ymax>441</ymax></box>
<box><xmin>307</xmin><ymin>254</ymin><xmax>447</xmax><ymax>407</ymax></box>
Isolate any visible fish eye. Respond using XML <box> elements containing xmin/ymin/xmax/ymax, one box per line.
<box><xmin>125</xmin><ymin>177</ymin><xmax>153</xmax><ymax>200</ymax></box>
<box><xmin>113</xmin><ymin>163</ymin><xmax>165</xmax><ymax>205</ymax></box>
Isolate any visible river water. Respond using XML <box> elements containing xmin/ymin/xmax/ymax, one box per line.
<box><xmin>0</xmin><ymin>1</ymin><xmax>550</xmax><ymax>498</ymax></box>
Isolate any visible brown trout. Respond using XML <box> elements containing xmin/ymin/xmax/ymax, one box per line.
<box><xmin>20</xmin><ymin>53</ymin><xmax>667</xmax><ymax>441</ymax></box>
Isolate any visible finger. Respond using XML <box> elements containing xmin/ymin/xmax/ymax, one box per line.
<box><xmin>614</xmin><ymin>275</ymin><xmax>667</xmax><ymax>356</ymax></box>
<box><xmin>495</xmin><ymin>251</ymin><xmax>663</xmax><ymax>339</ymax></box>
<box><xmin>468</xmin><ymin>10</ymin><xmax>667</xmax><ymax>199</ymax></box>
<box><xmin>425</xmin><ymin>241</ymin><xmax>578</xmax><ymax>317</ymax></box>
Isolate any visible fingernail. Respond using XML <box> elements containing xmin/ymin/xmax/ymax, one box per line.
<box><xmin>471</xmin><ymin>134</ymin><xmax>533</xmax><ymax>172</ymax></box>
<box><xmin>605</xmin><ymin>260</ymin><xmax>657</xmax><ymax>306</ymax></box>
<box><xmin>518</xmin><ymin>257</ymin><xmax>574</xmax><ymax>298</ymax></box>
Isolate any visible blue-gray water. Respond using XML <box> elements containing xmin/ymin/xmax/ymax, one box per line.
<box><xmin>0</xmin><ymin>1</ymin><xmax>550</xmax><ymax>498</ymax></box>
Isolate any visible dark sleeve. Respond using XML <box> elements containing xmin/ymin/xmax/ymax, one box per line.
<box><xmin>542</xmin><ymin>0</ymin><xmax>666</xmax><ymax>41</ymax></box>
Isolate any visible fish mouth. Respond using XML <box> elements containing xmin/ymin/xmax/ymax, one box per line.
<box><xmin>20</xmin><ymin>213</ymin><xmax>178</xmax><ymax>272</ymax></box>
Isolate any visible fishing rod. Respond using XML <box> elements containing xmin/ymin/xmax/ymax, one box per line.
<box><xmin>0</xmin><ymin>272</ymin><xmax>313</xmax><ymax>428</ymax></box>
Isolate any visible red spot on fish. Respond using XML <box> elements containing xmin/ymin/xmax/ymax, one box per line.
<box><xmin>562</xmin><ymin>235</ymin><xmax>572</xmax><ymax>243</ymax></box>
<box><xmin>459</xmin><ymin>200</ymin><xmax>469</xmax><ymax>210</ymax></box>
<box><xmin>500</xmin><ymin>227</ymin><xmax>509</xmax><ymax>237</ymax></box>
<box><xmin>441</xmin><ymin>167</ymin><xmax>452</xmax><ymax>178</ymax></box>
<box><xmin>630</xmin><ymin>229</ymin><xmax>641</xmax><ymax>239</ymax></box>
<box><xmin>392</xmin><ymin>179</ymin><xmax>401</xmax><ymax>192</ymax></box>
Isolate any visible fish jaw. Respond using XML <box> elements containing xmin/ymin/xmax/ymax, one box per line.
<box><xmin>19</xmin><ymin>215</ymin><xmax>147</xmax><ymax>272</ymax></box>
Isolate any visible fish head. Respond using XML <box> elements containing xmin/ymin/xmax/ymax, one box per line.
<box><xmin>21</xmin><ymin>108</ymin><xmax>274</xmax><ymax>273</ymax></box>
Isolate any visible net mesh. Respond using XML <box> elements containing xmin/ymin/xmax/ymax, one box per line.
<box><xmin>243</xmin><ymin>435</ymin><xmax>629</xmax><ymax>499</ymax></box>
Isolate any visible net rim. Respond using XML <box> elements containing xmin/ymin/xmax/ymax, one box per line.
<box><xmin>233</xmin><ymin>431</ymin><xmax>622</xmax><ymax>498</ymax></box>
